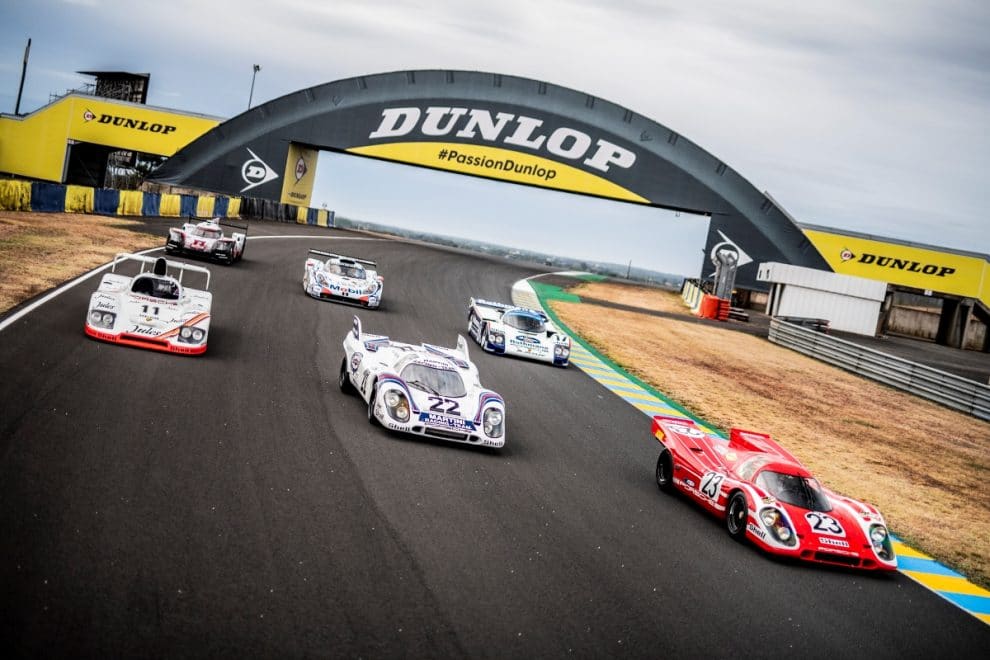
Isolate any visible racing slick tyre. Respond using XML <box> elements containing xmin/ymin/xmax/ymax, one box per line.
<box><xmin>338</xmin><ymin>358</ymin><xmax>353</xmax><ymax>394</ymax></box>
<box><xmin>367</xmin><ymin>383</ymin><xmax>380</xmax><ymax>426</ymax></box>
<box><xmin>726</xmin><ymin>491</ymin><xmax>748</xmax><ymax>542</ymax></box>
<box><xmin>655</xmin><ymin>449</ymin><xmax>675</xmax><ymax>494</ymax></box>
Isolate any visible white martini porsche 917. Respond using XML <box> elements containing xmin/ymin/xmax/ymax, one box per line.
<box><xmin>339</xmin><ymin>316</ymin><xmax>506</xmax><ymax>449</ymax></box>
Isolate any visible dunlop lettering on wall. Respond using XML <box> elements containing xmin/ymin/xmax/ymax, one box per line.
<box><xmin>804</xmin><ymin>228</ymin><xmax>988</xmax><ymax>299</ymax></box>
<box><xmin>68</xmin><ymin>97</ymin><xmax>219</xmax><ymax>156</ymax></box>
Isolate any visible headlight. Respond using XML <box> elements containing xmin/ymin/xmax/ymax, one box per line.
<box><xmin>483</xmin><ymin>407</ymin><xmax>504</xmax><ymax>438</ymax></box>
<box><xmin>384</xmin><ymin>389</ymin><xmax>410</xmax><ymax>423</ymax></box>
<box><xmin>178</xmin><ymin>325</ymin><xmax>206</xmax><ymax>344</ymax></box>
<box><xmin>869</xmin><ymin>524</ymin><xmax>894</xmax><ymax>560</ymax></box>
<box><xmin>90</xmin><ymin>311</ymin><xmax>116</xmax><ymax>328</ymax></box>
<box><xmin>490</xmin><ymin>332</ymin><xmax>504</xmax><ymax>345</ymax></box>
<box><xmin>759</xmin><ymin>507</ymin><xmax>797</xmax><ymax>547</ymax></box>
<box><xmin>554</xmin><ymin>345</ymin><xmax>569</xmax><ymax>357</ymax></box>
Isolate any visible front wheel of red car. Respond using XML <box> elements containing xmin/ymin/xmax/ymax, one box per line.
<box><xmin>655</xmin><ymin>449</ymin><xmax>675</xmax><ymax>494</ymax></box>
<box><xmin>726</xmin><ymin>491</ymin><xmax>748</xmax><ymax>542</ymax></box>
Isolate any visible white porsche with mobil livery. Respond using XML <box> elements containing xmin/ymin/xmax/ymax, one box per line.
<box><xmin>467</xmin><ymin>298</ymin><xmax>571</xmax><ymax>367</ymax></box>
<box><xmin>165</xmin><ymin>217</ymin><xmax>246</xmax><ymax>264</ymax></box>
<box><xmin>340</xmin><ymin>316</ymin><xmax>506</xmax><ymax>449</ymax></box>
<box><xmin>84</xmin><ymin>253</ymin><xmax>212</xmax><ymax>355</ymax></box>
<box><xmin>304</xmin><ymin>250</ymin><xmax>383</xmax><ymax>309</ymax></box>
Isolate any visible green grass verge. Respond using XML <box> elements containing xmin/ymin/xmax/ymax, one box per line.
<box><xmin>529</xmin><ymin>278</ymin><xmax>726</xmax><ymax>438</ymax></box>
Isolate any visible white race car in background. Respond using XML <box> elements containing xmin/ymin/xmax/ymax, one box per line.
<box><xmin>339</xmin><ymin>316</ymin><xmax>506</xmax><ymax>448</ymax></box>
<box><xmin>84</xmin><ymin>253</ymin><xmax>212</xmax><ymax>355</ymax></box>
<box><xmin>467</xmin><ymin>298</ymin><xmax>571</xmax><ymax>367</ymax></box>
<box><xmin>304</xmin><ymin>250</ymin><xmax>383</xmax><ymax>308</ymax></box>
<box><xmin>165</xmin><ymin>217</ymin><xmax>246</xmax><ymax>264</ymax></box>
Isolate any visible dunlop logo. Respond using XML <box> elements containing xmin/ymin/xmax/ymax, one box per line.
<box><xmin>85</xmin><ymin>111</ymin><xmax>177</xmax><ymax>135</ymax></box>
<box><xmin>850</xmin><ymin>251</ymin><xmax>956</xmax><ymax>277</ymax></box>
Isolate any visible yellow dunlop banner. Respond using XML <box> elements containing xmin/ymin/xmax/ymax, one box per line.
<box><xmin>67</xmin><ymin>97</ymin><xmax>219</xmax><ymax>157</ymax></box>
<box><xmin>159</xmin><ymin>194</ymin><xmax>182</xmax><ymax>217</ymax></box>
<box><xmin>348</xmin><ymin>142</ymin><xmax>649</xmax><ymax>204</ymax></box>
<box><xmin>0</xmin><ymin>180</ymin><xmax>32</xmax><ymax>210</ymax></box>
<box><xmin>227</xmin><ymin>198</ymin><xmax>241</xmax><ymax>217</ymax></box>
<box><xmin>281</xmin><ymin>143</ymin><xmax>318</xmax><ymax>206</ymax></box>
<box><xmin>64</xmin><ymin>185</ymin><xmax>94</xmax><ymax>213</ymax></box>
<box><xmin>804</xmin><ymin>229</ymin><xmax>988</xmax><ymax>300</ymax></box>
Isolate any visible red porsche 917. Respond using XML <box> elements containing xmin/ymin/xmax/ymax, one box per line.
<box><xmin>652</xmin><ymin>416</ymin><xmax>896</xmax><ymax>571</ymax></box>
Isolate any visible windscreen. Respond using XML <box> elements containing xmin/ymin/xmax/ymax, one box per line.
<box><xmin>401</xmin><ymin>363</ymin><xmax>466</xmax><ymax>398</ymax></box>
<box><xmin>503</xmin><ymin>312</ymin><xmax>546</xmax><ymax>333</ymax></box>
<box><xmin>755</xmin><ymin>470</ymin><xmax>832</xmax><ymax>512</ymax></box>
<box><xmin>192</xmin><ymin>227</ymin><xmax>222</xmax><ymax>239</ymax></box>
<box><xmin>131</xmin><ymin>276</ymin><xmax>180</xmax><ymax>300</ymax></box>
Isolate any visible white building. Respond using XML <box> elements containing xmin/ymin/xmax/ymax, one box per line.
<box><xmin>757</xmin><ymin>262</ymin><xmax>888</xmax><ymax>336</ymax></box>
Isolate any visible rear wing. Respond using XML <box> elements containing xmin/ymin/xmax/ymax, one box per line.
<box><xmin>651</xmin><ymin>415</ymin><xmax>705</xmax><ymax>443</ymax></box>
<box><xmin>472</xmin><ymin>298</ymin><xmax>550</xmax><ymax>322</ymax></box>
<box><xmin>422</xmin><ymin>336</ymin><xmax>472</xmax><ymax>370</ymax></box>
<box><xmin>110</xmin><ymin>252</ymin><xmax>211</xmax><ymax>290</ymax></box>
<box><xmin>184</xmin><ymin>215</ymin><xmax>248</xmax><ymax>234</ymax></box>
<box><xmin>470</xmin><ymin>297</ymin><xmax>513</xmax><ymax>312</ymax></box>
<box><xmin>728</xmin><ymin>428</ymin><xmax>801</xmax><ymax>463</ymax></box>
<box><xmin>218</xmin><ymin>219</ymin><xmax>248</xmax><ymax>234</ymax></box>
<box><xmin>351</xmin><ymin>315</ymin><xmax>389</xmax><ymax>350</ymax></box>
<box><xmin>310</xmin><ymin>249</ymin><xmax>377</xmax><ymax>268</ymax></box>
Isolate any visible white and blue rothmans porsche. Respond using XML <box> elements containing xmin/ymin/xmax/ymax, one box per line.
<box><xmin>303</xmin><ymin>250</ymin><xmax>383</xmax><ymax>308</ymax></box>
<box><xmin>340</xmin><ymin>316</ymin><xmax>506</xmax><ymax>449</ymax></box>
<box><xmin>467</xmin><ymin>298</ymin><xmax>571</xmax><ymax>367</ymax></box>
<box><xmin>84</xmin><ymin>253</ymin><xmax>212</xmax><ymax>355</ymax></box>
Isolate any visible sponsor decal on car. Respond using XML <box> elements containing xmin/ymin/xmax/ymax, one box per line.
<box><xmin>818</xmin><ymin>537</ymin><xmax>850</xmax><ymax>548</ymax></box>
<box><xmin>747</xmin><ymin>523</ymin><xmax>767</xmax><ymax>541</ymax></box>
<box><xmin>419</xmin><ymin>412</ymin><xmax>475</xmax><ymax>430</ymax></box>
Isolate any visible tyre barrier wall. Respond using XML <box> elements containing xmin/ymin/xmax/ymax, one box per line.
<box><xmin>0</xmin><ymin>179</ymin><xmax>334</xmax><ymax>227</ymax></box>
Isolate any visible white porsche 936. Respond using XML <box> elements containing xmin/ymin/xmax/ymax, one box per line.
<box><xmin>84</xmin><ymin>253</ymin><xmax>212</xmax><ymax>355</ymax></box>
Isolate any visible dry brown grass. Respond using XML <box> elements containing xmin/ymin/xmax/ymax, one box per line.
<box><xmin>553</xmin><ymin>281</ymin><xmax>990</xmax><ymax>587</ymax></box>
<box><xmin>0</xmin><ymin>212</ymin><xmax>160</xmax><ymax>314</ymax></box>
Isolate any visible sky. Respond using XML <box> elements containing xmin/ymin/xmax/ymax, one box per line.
<box><xmin>1</xmin><ymin>0</ymin><xmax>988</xmax><ymax>271</ymax></box>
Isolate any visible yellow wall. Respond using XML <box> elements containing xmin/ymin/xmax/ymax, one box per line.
<box><xmin>0</xmin><ymin>95</ymin><xmax>220</xmax><ymax>183</ymax></box>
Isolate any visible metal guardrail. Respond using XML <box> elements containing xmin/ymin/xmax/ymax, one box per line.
<box><xmin>768</xmin><ymin>318</ymin><xmax>990</xmax><ymax>421</ymax></box>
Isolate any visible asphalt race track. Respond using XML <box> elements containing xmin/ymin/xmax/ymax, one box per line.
<box><xmin>1</xmin><ymin>222</ymin><xmax>987</xmax><ymax>658</ymax></box>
